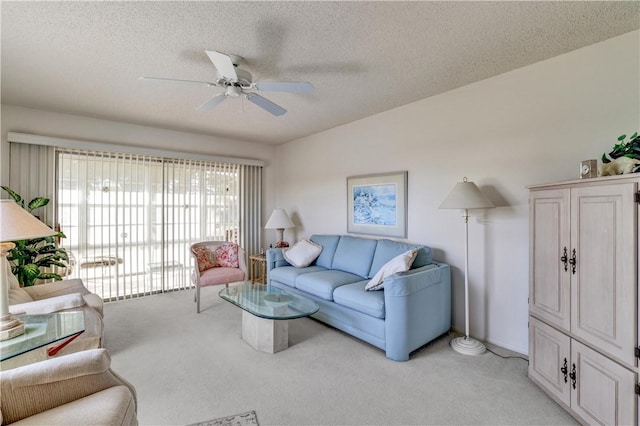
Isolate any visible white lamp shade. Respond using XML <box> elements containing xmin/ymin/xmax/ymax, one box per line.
<box><xmin>265</xmin><ymin>209</ymin><xmax>294</xmax><ymax>229</ymax></box>
<box><xmin>439</xmin><ymin>177</ymin><xmax>495</xmax><ymax>210</ymax></box>
<box><xmin>0</xmin><ymin>200</ymin><xmax>55</xmax><ymax>242</ymax></box>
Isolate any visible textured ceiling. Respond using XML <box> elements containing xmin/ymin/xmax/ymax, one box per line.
<box><xmin>2</xmin><ymin>1</ymin><xmax>639</xmax><ymax>145</ymax></box>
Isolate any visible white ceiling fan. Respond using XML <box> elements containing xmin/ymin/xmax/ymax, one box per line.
<box><xmin>141</xmin><ymin>50</ymin><xmax>313</xmax><ymax>116</ymax></box>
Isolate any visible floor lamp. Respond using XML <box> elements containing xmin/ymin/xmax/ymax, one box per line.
<box><xmin>440</xmin><ymin>177</ymin><xmax>494</xmax><ymax>355</ymax></box>
<box><xmin>0</xmin><ymin>200</ymin><xmax>56</xmax><ymax>341</ymax></box>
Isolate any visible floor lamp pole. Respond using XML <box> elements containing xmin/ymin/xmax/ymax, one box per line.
<box><xmin>450</xmin><ymin>208</ymin><xmax>486</xmax><ymax>355</ymax></box>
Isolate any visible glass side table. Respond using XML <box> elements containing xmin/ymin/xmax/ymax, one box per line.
<box><xmin>0</xmin><ymin>310</ymin><xmax>85</xmax><ymax>362</ymax></box>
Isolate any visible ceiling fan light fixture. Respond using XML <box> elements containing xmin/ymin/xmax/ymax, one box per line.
<box><xmin>226</xmin><ymin>86</ymin><xmax>242</xmax><ymax>98</ymax></box>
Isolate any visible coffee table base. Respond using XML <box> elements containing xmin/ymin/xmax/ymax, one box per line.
<box><xmin>241</xmin><ymin>310</ymin><xmax>289</xmax><ymax>353</ymax></box>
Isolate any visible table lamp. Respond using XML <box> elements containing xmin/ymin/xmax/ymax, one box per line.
<box><xmin>265</xmin><ymin>209</ymin><xmax>294</xmax><ymax>248</ymax></box>
<box><xmin>0</xmin><ymin>200</ymin><xmax>56</xmax><ymax>341</ymax></box>
<box><xmin>440</xmin><ymin>177</ymin><xmax>494</xmax><ymax>355</ymax></box>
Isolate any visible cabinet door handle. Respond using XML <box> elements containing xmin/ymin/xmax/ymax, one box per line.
<box><xmin>560</xmin><ymin>247</ymin><xmax>568</xmax><ymax>272</ymax></box>
<box><xmin>568</xmin><ymin>249</ymin><xmax>577</xmax><ymax>275</ymax></box>
<box><xmin>569</xmin><ymin>363</ymin><xmax>577</xmax><ymax>389</ymax></box>
<box><xmin>560</xmin><ymin>357</ymin><xmax>568</xmax><ymax>382</ymax></box>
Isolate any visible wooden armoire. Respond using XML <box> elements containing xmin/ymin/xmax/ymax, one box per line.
<box><xmin>528</xmin><ymin>174</ymin><xmax>639</xmax><ymax>425</ymax></box>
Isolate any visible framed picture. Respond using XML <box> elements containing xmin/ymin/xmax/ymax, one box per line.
<box><xmin>347</xmin><ymin>171</ymin><xmax>407</xmax><ymax>238</ymax></box>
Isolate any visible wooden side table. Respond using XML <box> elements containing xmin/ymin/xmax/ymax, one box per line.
<box><xmin>249</xmin><ymin>254</ymin><xmax>267</xmax><ymax>284</ymax></box>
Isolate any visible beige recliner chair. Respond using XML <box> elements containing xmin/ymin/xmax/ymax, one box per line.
<box><xmin>5</xmin><ymin>273</ymin><xmax>103</xmax><ymax>369</ymax></box>
<box><xmin>0</xmin><ymin>348</ymin><xmax>137</xmax><ymax>425</ymax></box>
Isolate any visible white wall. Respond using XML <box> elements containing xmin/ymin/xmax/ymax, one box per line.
<box><xmin>273</xmin><ymin>30</ymin><xmax>640</xmax><ymax>354</ymax></box>
<box><xmin>0</xmin><ymin>105</ymin><xmax>278</xmax><ymax>240</ymax></box>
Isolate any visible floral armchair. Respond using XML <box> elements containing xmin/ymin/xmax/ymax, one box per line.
<box><xmin>190</xmin><ymin>241</ymin><xmax>247</xmax><ymax>313</ymax></box>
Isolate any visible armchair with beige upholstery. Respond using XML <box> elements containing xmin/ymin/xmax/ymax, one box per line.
<box><xmin>4</xmin><ymin>273</ymin><xmax>104</xmax><ymax>369</ymax></box>
<box><xmin>190</xmin><ymin>241</ymin><xmax>247</xmax><ymax>313</ymax></box>
<box><xmin>0</xmin><ymin>348</ymin><xmax>137</xmax><ymax>425</ymax></box>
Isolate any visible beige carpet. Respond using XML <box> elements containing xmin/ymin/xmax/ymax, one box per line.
<box><xmin>103</xmin><ymin>289</ymin><xmax>577</xmax><ymax>425</ymax></box>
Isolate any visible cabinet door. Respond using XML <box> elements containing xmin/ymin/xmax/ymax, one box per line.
<box><xmin>529</xmin><ymin>317</ymin><xmax>571</xmax><ymax>407</ymax></box>
<box><xmin>570</xmin><ymin>183</ymin><xmax>638</xmax><ymax>367</ymax></box>
<box><xmin>571</xmin><ymin>340</ymin><xmax>637</xmax><ymax>426</ymax></box>
<box><xmin>530</xmin><ymin>189</ymin><xmax>571</xmax><ymax>331</ymax></box>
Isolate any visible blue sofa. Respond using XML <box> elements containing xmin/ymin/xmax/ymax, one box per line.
<box><xmin>266</xmin><ymin>235</ymin><xmax>451</xmax><ymax>361</ymax></box>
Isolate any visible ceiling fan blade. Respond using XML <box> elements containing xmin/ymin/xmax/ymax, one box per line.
<box><xmin>140</xmin><ymin>76</ymin><xmax>216</xmax><ymax>87</ymax></box>
<box><xmin>197</xmin><ymin>94</ymin><xmax>227</xmax><ymax>111</ymax></box>
<box><xmin>254</xmin><ymin>81</ymin><xmax>314</xmax><ymax>93</ymax></box>
<box><xmin>245</xmin><ymin>93</ymin><xmax>287</xmax><ymax>116</ymax></box>
<box><xmin>206</xmin><ymin>50</ymin><xmax>238</xmax><ymax>81</ymax></box>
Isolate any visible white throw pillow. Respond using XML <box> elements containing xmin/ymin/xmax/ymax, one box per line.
<box><xmin>365</xmin><ymin>248</ymin><xmax>418</xmax><ymax>291</ymax></box>
<box><xmin>283</xmin><ymin>239</ymin><xmax>323</xmax><ymax>268</ymax></box>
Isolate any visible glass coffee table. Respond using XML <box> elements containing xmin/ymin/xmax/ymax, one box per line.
<box><xmin>219</xmin><ymin>284</ymin><xmax>319</xmax><ymax>353</ymax></box>
<box><xmin>0</xmin><ymin>311</ymin><xmax>85</xmax><ymax>366</ymax></box>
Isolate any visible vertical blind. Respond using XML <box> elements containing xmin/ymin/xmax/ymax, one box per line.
<box><xmin>8</xmin><ymin>140</ymin><xmax>262</xmax><ymax>301</ymax></box>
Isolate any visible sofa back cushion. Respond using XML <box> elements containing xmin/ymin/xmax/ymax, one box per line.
<box><xmin>8</xmin><ymin>271</ymin><xmax>34</xmax><ymax>305</ymax></box>
<box><xmin>310</xmin><ymin>235</ymin><xmax>341</xmax><ymax>269</ymax></box>
<box><xmin>331</xmin><ymin>236</ymin><xmax>377</xmax><ymax>278</ymax></box>
<box><xmin>368</xmin><ymin>239</ymin><xmax>433</xmax><ymax>278</ymax></box>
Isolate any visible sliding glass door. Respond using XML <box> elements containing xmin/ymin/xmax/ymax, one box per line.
<box><xmin>57</xmin><ymin>150</ymin><xmax>240</xmax><ymax>300</ymax></box>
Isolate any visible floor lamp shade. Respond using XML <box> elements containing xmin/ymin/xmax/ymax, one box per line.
<box><xmin>265</xmin><ymin>209</ymin><xmax>294</xmax><ymax>248</ymax></box>
<box><xmin>439</xmin><ymin>177</ymin><xmax>495</xmax><ymax>210</ymax></box>
<box><xmin>440</xmin><ymin>177</ymin><xmax>494</xmax><ymax>356</ymax></box>
<box><xmin>0</xmin><ymin>200</ymin><xmax>56</xmax><ymax>340</ymax></box>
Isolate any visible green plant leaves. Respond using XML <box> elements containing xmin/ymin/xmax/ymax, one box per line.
<box><xmin>1</xmin><ymin>185</ymin><xmax>23</xmax><ymax>206</ymax></box>
<box><xmin>11</xmin><ymin>263</ymin><xmax>40</xmax><ymax>287</ymax></box>
<box><xmin>603</xmin><ymin>131</ymin><xmax>640</xmax><ymax>171</ymax></box>
<box><xmin>27</xmin><ymin>197</ymin><xmax>50</xmax><ymax>212</ymax></box>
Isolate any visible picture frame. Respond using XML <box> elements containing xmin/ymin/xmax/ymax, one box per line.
<box><xmin>347</xmin><ymin>171</ymin><xmax>407</xmax><ymax>238</ymax></box>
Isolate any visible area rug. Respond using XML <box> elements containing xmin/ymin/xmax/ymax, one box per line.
<box><xmin>187</xmin><ymin>410</ymin><xmax>259</xmax><ymax>426</ymax></box>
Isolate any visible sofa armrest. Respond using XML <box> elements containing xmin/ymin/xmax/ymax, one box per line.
<box><xmin>9</xmin><ymin>293</ymin><xmax>85</xmax><ymax>315</ymax></box>
<box><xmin>383</xmin><ymin>263</ymin><xmax>451</xmax><ymax>361</ymax></box>
<box><xmin>0</xmin><ymin>348</ymin><xmax>137</xmax><ymax>424</ymax></box>
<box><xmin>266</xmin><ymin>248</ymin><xmax>291</xmax><ymax>272</ymax></box>
<box><xmin>383</xmin><ymin>263</ymin><xmax>448</xmax><ymax>296</ymax></box>
<box><xmin>23</xmin><ymin>279</ymin><xmax>104</xmax><ymax>317</ymax></box>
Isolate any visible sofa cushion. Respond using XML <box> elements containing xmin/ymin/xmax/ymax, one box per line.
<box><xmin>8</xmin><ymin>272</ymin><xmax>33</xmax><ymax>305</ymax></box>
<box><xmin>295</xmin><ymin>270</ymin><xmax>363</xmax><ymax>300</ymax></box>
<box><xmin>368</xmin><ymin>239</ymin><xmax>433</xmax><ymax>278</ymax></box>
<box><xmin>283</xmin><ymin>239</ymin><xmax>322</xmax><ymax>267</ymax></box>
<box><xmin>365</xmin><ymin>249</ymin><xmax>417</xmax><ymax>291</ymax></box>
<box><xmin>333</xmin><ymin>281</ymin><xmax>385</xmax><ymax>319</ymax></box>
<box><xmin>197</xmin><ymin>267</ymin><xmax>245</xmax><ymax>287</ymax></box>
<box><xmin>269</xmin><ymin>265</ymin><xmax>326</xmax><ymax>288</ymax></box>
<box><xmin>331</xmin><ymin>236</ymin><xmax>377</xmax><ymax>278</ymax></box>
<box><xmin>310</xmin><ymin>235</ymin><xmax>341</xmax><ymax>269</ymax></box>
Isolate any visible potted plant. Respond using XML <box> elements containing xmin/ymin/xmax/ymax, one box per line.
<box><xmin>1</xmin><ymin>186</ymin><xmax>70</xmax><ymax>287</ymax></box>
<box><xmin>601</xmin><ymin>132</ymin><xmax>640</xmax><ymax>173</ymax></box>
